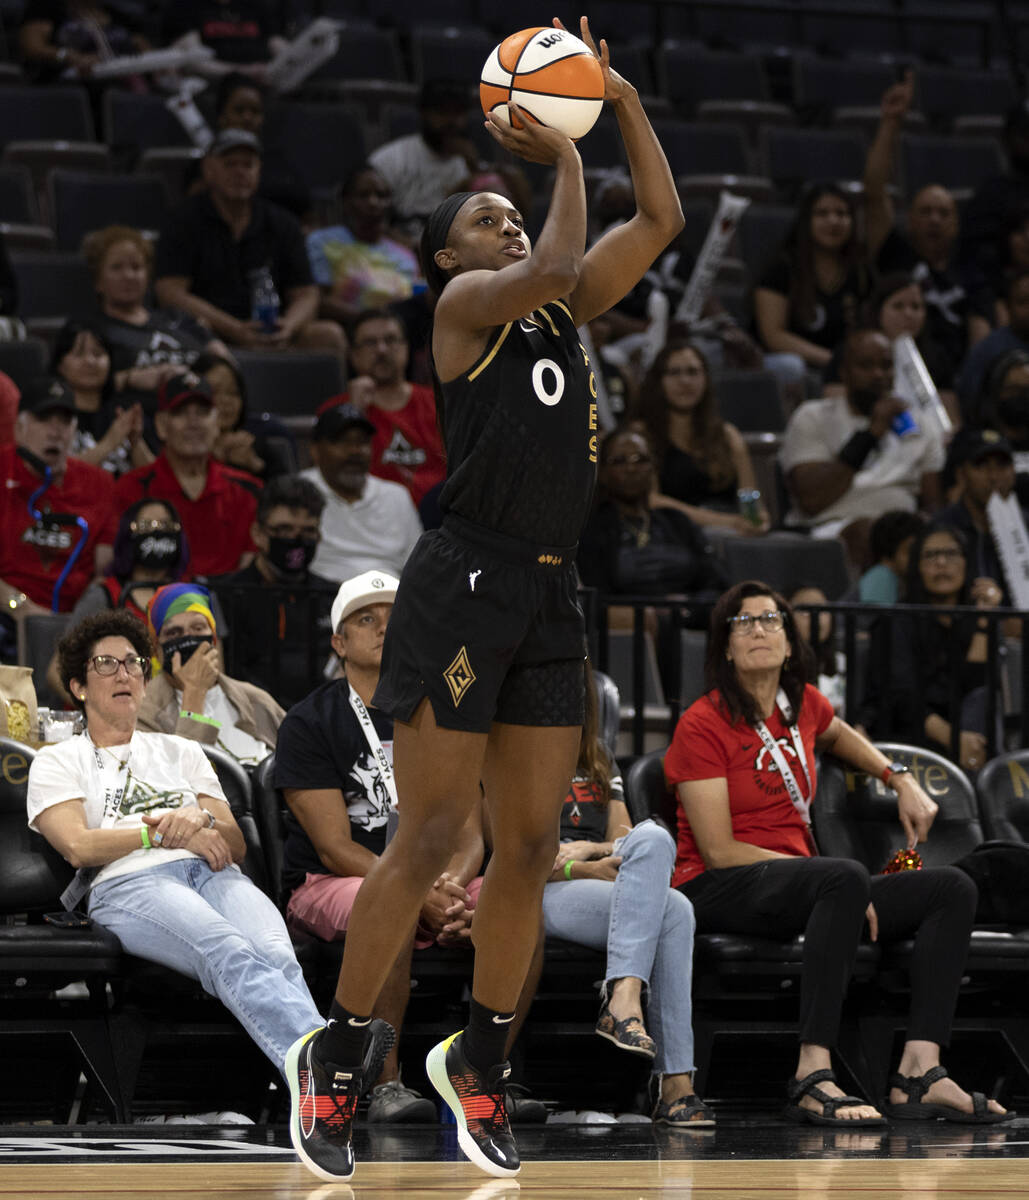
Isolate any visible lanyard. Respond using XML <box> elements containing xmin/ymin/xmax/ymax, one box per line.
<box><xmin>754</xmin><ymin>688</ymin><xmax>812</xmax><ymax>827</ymax></box>
<box><xmin>348</xmin><ymin>684</ymin><xmax>398</xmax><ymax>810</ymax></box>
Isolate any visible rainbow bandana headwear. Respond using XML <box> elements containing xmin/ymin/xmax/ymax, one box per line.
<box><xmin>146</xmin><ymin>583</ymin><xmax>217</xmax><ymax>676</ymax></box>
<box><xmin>146</xmin><ymin>583</ymin><xmax>216</xmax><ymax>642</ymax></box>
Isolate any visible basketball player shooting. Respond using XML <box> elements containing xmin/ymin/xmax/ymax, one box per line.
<box><xmin>285</xmin><ymin>16</ymin><xmax>684</xmax><ymax>1183</ymax></box>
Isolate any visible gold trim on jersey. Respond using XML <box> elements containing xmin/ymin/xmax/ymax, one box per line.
<box><xmin>535</xmin><ymin>305</ymin><xmax>560</xmax><ymax>336</ymax></box>
<box><xmin>551</xmin><ymin>298</ymin><xmax>573</xmax><ymax>321</ymax></box>
<box><xmin>467</xmin><ymin>322</ymin><xmax>513</xmax><ymax>382</ymax></box>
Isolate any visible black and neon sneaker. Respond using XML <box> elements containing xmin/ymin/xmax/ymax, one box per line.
<box><xmin>426</xmin><ymin>1031</ymin><xmax>520</xmax><ymax>1178</ymax></box>
<box><xmin>285</xmin><ymin>1019</ymin><xmax>396</xmax><ymax>1183</ymax></box>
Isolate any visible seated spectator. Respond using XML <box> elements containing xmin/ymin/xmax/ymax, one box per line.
<box><xmin>74</xmin><ymin>498</ymin><xmax>191</xmax><ymax>622</ymax></box>
<box><xmin>139</xmin><ymin>582</ymin><xmax>282</xmax><ymax>765</ymax></box>
<box><xmin>274</xmin><ymin>570</ymin><xmax>475</xmax><ymax>1123</ymax></box>
<box><xmin>754</xmin><ymin>183</ymin><xmax>878</xmax><ymax>376</ymax></box>
<box><xmin>961</xmin><ymin>101</ymin><xmax>1029</xmax><ymax>318</ymax></box>
<box><xmin>367</xmin><ymin>80</ymin><xmax>475</xmax><ymax>241</ymax></box>
<box><xmin>939</xmin><ymin>429</ymin><xmax>1021</xmax><ymax>606</ymax></box>
<box><xmin>84</xmin><ymin>226</ymin><xmax>226</xmax><ymax>419</ymax></box>
<box><xmin>541</xmin><ymin>669</ymin><xmax>711</xmax><ymax>1126</ymax></box>
<box><xmin>577</xmin><ymin>427</ymin><xmax>723</xmax><ymax>612</ymax></box>
<box><xmin>787</xmin><ymin>584</ymin><xmax>845</xmax><ymax>715</ymax></box>
<box><xmin>302</xmin><ymin>405</ymin><xmax>422</xmax><ymax>583</ymax></box>
<box><xmin>308</xmin><ymin>166</ymin><xmax>421</xmax><ymax>328</ymax></box>
<box><xmin>44</xmin><ymin>497</ymin><xmax>195</xmax><ymax>700</ymax></box>
<box><xmin>632</xmin><ymin>340</ymin><xmax>770</xmax><ymax>534</ymax></box>
<box><xmin>985</xmin><ymin>350</ymin><xmax>1029</xmax><ymax>505</ymax></box>
<box><xmin>859</xmin><ymin>523</ymin><xmax>1002</xmax><ymax>772</ymax></box>
<box><xmin>162</xmin><ymin>0</ymin><xmax>286</xmax><ymax>79</ymax></box>
<box><xmin>957</xmin><ymin>269</ymin><xmax>1029</xmax><ymax>426</ymax></box>
<box><xmin>213</xmin><ymin>475</ymin><xmax>335</xmax><ymax>709</ymax></box>
<box><xmin>781</xmin><ymin>328</ymin><xmax>944</xmax><ymax>566</ymax></box>
<box><xmin>115</xmin><ymin>371</ymin><xmax>259</xmax><ymax>579</ymax></box>
<box><xmin>859</xmin><ymin>510</ymin><xmax>925</xmax><ymax>604</ymax></box>
<box><xmin>194</xmin><ymin>350</ymin><xmax>293</xmax><ymax>480</ymax></box>
<box><xmin>153</xmin><ymin>130</ymin><xmax>344</xmax><ymax>354</ymax></box>
<box><xmin>28</xmin><ymin>609</ymin><xmax>322</xmax><ymax>1099</ymax></box>
<box><xmin>318</xmin><ymin>310</ymin><xmax>445</xmax><ymax>506</ymax></box>
<box><xmin>865</xmin><ymin>71</ymin><xmax>987</xmax><ymax>373</ymax></box>
<box><xmin>0</xmin><ymin>378</ymin><xmax>115</xmax><ymax>641</ymax></box>
<box><xmin>19</xmin><ymin>0</ymin><xmax>147</xmax><ymax>84</ymax></box>
<box><xmin>669</xmin><ymin>580</ymin><xmax>1010</xmax><ymax>1127</ymax></box>
<box><xmin>824</xmin><ymin>274</ymin><xmax>958</xmax><ymax>424</ymax></box>
<box><xmin>53</xmin><ymin>320</ymin><xmax>153</xmax><ymax>476</ymax></box>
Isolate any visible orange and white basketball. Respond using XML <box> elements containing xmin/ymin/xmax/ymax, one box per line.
<box><xmin>480</xmin><ymin>26</ymin><xmax>604</xmax><ymax>141</ymax></box>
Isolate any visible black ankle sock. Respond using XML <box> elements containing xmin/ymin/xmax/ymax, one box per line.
<box><xmin>320</xmin><ymin>1001</ymin><xmax>372</xmax><ymax>1067</ymax></box>
<box><xmin>462</xmin><ymin>998</ymin><xmax>516</xmax><ymax>1076</ymax></box>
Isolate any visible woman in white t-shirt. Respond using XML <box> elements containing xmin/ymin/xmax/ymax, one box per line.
<box><xmin>26</xmin><ymin>609</ymin><xmax>323</xmax><ymax>1080</ymax></box>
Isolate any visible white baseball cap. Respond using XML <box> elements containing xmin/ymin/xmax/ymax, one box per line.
<box><xmin>331</xmin><ymin>569</ymin><xmax>399</xmax><ymax>632</ymax></box>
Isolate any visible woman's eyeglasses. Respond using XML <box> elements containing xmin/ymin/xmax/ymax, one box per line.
<box><xmin>129</xmin><ymin>519</ymin><xmax>181</xmax><ymax>534</ymax></box>
<box><xmin>87</xmin><ymin>654</ymin><xmax>148</xmax><ymax>677</ymax></box>
<box><xmin>920</xmin><ymin>548</ymin><xmax>963</xmax><ymax>563</ymax></box>
<box><xmin>728</xmin><ymin>610</ymin><xmax>785</xmax><ymax>636</ymax></box>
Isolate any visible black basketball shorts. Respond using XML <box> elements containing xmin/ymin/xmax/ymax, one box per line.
<box><xmin>372</xmin><ymin>514</ymin><xmax>587</xmax><ymax>733</ymax></box>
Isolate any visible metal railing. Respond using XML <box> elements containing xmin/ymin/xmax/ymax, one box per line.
<box><xmin>595</xmin><ymin>594</ymin><xmax>1026</xmax><ymax>759</ymax></box>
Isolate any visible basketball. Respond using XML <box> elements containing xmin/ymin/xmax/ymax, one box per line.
<box><xmin>480</xmin><ymin>26</ymin><xmax>604</xmax><ymax>141</ymax></box>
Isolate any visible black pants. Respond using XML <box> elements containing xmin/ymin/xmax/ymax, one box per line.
<box><xmin>680</xmin><ymin>858</ymin><xmax>977</xmax><ymax>1049</ymax></box>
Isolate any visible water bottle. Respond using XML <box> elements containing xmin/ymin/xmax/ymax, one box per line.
<box><xmin>248</xmin><ymin>266</ymin><xmax>280</xmax><ymax>332</ymax></box>
<box><xmin>737</xmin><ymin>488</ymin><xmax>762</xmax><ymax>528</ymax></box>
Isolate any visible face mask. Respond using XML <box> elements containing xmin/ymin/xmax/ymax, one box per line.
<box><xmin>131</xmin><ymin>531</ymin><xmax>182</xmax><ymax>570</ymax></box>
<box><xmin>266</xmin><ymin>535</ymin><xmax>318</xmax><ymax>575</ymax></box>
<box><xmin>162</xmin><ymin>634</ymin><xmax>214</xmax><ymax>673</ymax></box>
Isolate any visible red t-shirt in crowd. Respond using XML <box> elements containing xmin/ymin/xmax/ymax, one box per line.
<box><xmin>0</xmin><ymin>371</ymin><xmax>19</xmax><ymax>446</ymax></box>
<box><xmin>114</xmin><ymin>453</ymin><xmax>259</xmax><ymax>578</ymax></box>
<box><xmin>664</xmin><ymin>684</ymin><xmax>835</xmax><ymax>887</ymax></box>
<box><xmin>0</xmin><ymin>444</ymin><xmax>116</xmax><ymax>611</ymax></box>
<box><xmin>319</xmin><ymin>385</ymin><xmax>446</xmax><ymax>505</ymax></box>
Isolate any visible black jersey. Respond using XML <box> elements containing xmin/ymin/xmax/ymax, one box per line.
<box><xmin>437</xmin><ymin>299</ymin><xmax>598</xmax><ymax>547</ymax></box>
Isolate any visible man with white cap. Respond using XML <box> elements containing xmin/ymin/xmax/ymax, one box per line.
<box><xmin>273</xmin><ymin>569</ymin><xmax>482</xmax><ymax>1123</ymax></box>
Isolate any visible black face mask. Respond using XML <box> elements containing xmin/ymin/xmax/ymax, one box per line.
<box><xmin>131</xmin><ymin>531</ymin><xmax>182</xmax><ymax>570</ymax></box>
<box><xmin>162</xmin><ymin>634</ymin><xmax>214</xmax><ymax>673</ymax></box>
<box><xmin>266</xmin><ymin>535</ymin><xmax>318</xmax><ymax>575</ymax></box>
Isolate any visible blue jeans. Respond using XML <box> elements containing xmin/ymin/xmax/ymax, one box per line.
<box><xmin>89</xmin><ymin>859</ymin><xmax>323</xmax><ymax>1075</ymax></box>
<box><xmin>541</xmin><ymin>820</ymin><xmax>696</xmax><ymax>1076</ymax></box>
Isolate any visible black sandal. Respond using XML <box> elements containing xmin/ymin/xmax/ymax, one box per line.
<box><xmin>653</xmin><ymin>1091</ymin><xmax>716</xmax><ymax>1127</ymax></box>
<box><xmin>784</xmin><ymin>1068</ymin><xmax>886</xmax><ymax>1127</ymax></box>
<box><xmin>595</xmin><ymin>1004</ymin><xmax>656</xmax><ymax>1059</ymax></box>
<box><xmin>884</xmin><ymin>1065</ymin><xmax>1014</xmax><ymax>1124</ymax></box>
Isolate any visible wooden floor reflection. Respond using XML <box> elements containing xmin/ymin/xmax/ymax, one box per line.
<box><xmin>3</xmin><ymin>1157</ymin><xmax>1029</xmax><ymax>1199</ymax></box>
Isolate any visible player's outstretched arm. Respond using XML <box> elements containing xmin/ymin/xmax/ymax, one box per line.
<box><xmin>436</xmin><ymin>111</ymin><xmax>586</xmax><ymax>339</ymax></box>
<box><xmin>563</xmin><ymin>17</ymin><xmax>684</xmax><ymax>327</ymax></box>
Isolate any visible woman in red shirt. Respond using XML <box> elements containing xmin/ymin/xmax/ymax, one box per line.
<box><xmin>666</xmin><ymin>580</ymin><xmax>1011</xmax><ymax>1127</ymax></box>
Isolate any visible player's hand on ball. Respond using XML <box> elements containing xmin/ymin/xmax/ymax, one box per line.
<box><xmin>485</xmin><ymin>102</ymin><xmax>578</xmax><ymax>164</ymax></box>
<box><xmin>553</xmin><ymin>15</ymin><xmax>632</xmax><ymax>102</ymax></box>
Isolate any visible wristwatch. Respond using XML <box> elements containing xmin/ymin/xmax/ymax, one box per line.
<box><xmin>881</xmin><ymin>762</ymin><xmax>911</xmax><ymax>787</ymax></box>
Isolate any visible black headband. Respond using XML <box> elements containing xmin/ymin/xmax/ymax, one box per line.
<box><xmin>424</xmin><ymin>190</ymin><xmax>478</xmax><ymax>261</ymax></box>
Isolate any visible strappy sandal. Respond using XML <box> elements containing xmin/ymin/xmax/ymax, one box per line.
<box><xmin>652</xmin><ymin>1091</ymin><xmax>716</xmax><ymax>1128</ymax></box>
<box><xmin>784</xmin><ymin>1068</ymin><xmax>886</xmax><ymax>1127</ymax></box>
<box><xmin>595</xmin><ymin>1004</ymin><xmax>656</xmax><ymax>1059</ymax></box>
<box><xmin>884</xmin><ymin>1065</ymin><xmax>1014</xmax><ymax>1124</ymax></box>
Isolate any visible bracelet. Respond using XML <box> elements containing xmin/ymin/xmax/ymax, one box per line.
<box><xmin>140</xmin><ymin>825</ymin><xmax>151</xmax><ymax>849</ymax></box>
<box><xmin>204</xmin><ymin>809</ymin><xmax>216</xmax><ymax>829</ymax></box>
<box><xmin>563</xmin><ymin>860</ymin><xmax>574</xmax><ymax>880</ymax></box>
<box><xmin>180</xmin><ymin>709</ymin><xmax>221</xmax><ymax>727</ymax></box>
